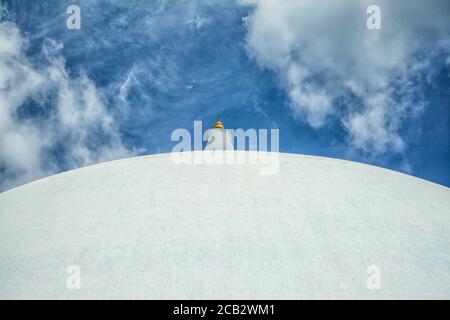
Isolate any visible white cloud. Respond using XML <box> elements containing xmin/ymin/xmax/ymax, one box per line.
<box><xmin>240</xmin><ymin>0</ymin><xmax>450</xmax><ymax>155</ymax></box>
<box><xmin>344</xmin><ymin>93</ymin><xmax>405</xmax><ymax>154</ymax></box>
<box><xmin>0</xmin><ymin>19</ymin><xmax>131</xmax><ymax>191</ymax></box>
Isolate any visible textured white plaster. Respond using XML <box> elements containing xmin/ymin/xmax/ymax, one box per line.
<box><xmin>0</xmin><ymin>152</ymin><xmax>449</xmax><ymax>299</ymax></box>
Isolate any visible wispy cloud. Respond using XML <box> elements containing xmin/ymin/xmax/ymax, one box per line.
<box><xmin>0</xmin><ymin>10</ymin><xmax>131</xmax><ymax>191</ymax></box>
<box><xmin>1</xmin><ymin>0</ymin><xmax>447</xmax><ymax>189</ymax></box>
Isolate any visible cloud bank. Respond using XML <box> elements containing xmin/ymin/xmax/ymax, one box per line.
<box><xmin>0</xmin><ymin>12</ymin><xmax>130</xmax><ymax>191</ymax></box>
<box><xmin>240</xmin><ymin>0</ymin><xmax>450</xmax><ymax>155</ymax></box>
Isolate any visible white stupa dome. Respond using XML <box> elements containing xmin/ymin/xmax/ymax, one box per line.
<box><xmin>0</xmin><ymin>151</ymin><xmax>449</xmax><ymax>299</ymax></box>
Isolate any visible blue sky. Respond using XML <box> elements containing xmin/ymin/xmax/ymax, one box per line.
<box><xmin>0</xmin><ymin>0</ymin><xmax>449</xmax><ymax>190</ymax></box>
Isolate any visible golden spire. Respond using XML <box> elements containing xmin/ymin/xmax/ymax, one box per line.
<box><xmin>214</xmin><ymin>118</ymin><xmax>224</xmax><ymax>129</ymax></box>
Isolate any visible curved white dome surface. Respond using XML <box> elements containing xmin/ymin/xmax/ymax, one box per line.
<box><xmin>0</xmin><ymin>151</ymin><xmax>449</xmax><ymax>299</ymax></box>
